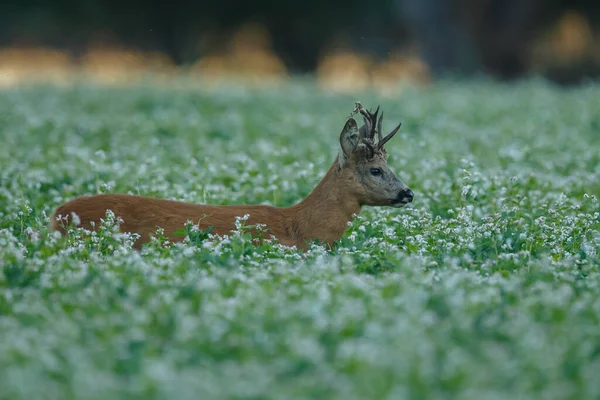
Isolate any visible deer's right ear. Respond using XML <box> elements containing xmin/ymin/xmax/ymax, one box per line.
<box><xmin>339</xmin><ymin>118</ymin><xmax>359</xmax><ymax>157</ymax></box>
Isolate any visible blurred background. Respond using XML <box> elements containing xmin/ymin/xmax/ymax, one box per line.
<box><xmin>0</xmin><ymin>0</ymin><xmax>599</xmax><ymax>90</ymax></box>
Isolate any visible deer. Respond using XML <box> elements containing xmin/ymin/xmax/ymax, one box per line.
<box><xmin>50</xmin><ymin>102</ymin><xmax>414</xmax><ymax>250</ymax></box>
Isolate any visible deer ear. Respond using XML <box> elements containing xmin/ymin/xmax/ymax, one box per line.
<box><xmin>339</xmin><ymin>118</ymin><xmax>359</xmax><ymax>156</ymax></box>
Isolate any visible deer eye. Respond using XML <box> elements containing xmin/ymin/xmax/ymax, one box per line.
<box><xmin>370</xmin><ymin>168</ymin><xmax>382</xmax><ymax>177</ymax></box>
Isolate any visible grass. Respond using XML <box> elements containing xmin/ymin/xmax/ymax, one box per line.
<box><xmin>1</xmin><ymin>77</ymin><xmax>600</xmax><ymax>399</ymax></box>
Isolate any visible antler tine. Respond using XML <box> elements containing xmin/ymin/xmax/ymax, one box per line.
<box><xmin>358</xmin><ymin>108</ymin><xmax>371</xmax><ymax>139</ymax></box>
<box><xmin>377</xmin><ymin>122</ymin><xmax>402</xmax><ymax>150</ymax></box>
<box><xmin>369</xmin><ymin>105</ymin><xmax>380</xmax><ymax>140</ymax></box>
<box><xmin>362</xmin><ymin>116</ymin><xmax>371</xmax><ymax>139</ymax></box>
<box><xmin>358</xmin><ymin>104</ymin><xmax>383</xmax><ymax>142</ymax></box>
<box><xmin>377</xmin><ymin>112</ymin><xmax>384</xmax><ymax>142</ymax></box>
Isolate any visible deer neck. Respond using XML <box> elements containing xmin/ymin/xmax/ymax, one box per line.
<box><xmin>286</xmin><ymin>160</ymin><xmax>361</xmax><ymax>247</ymax></box>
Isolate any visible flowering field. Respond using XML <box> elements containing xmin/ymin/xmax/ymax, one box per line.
<box><xmin>1</xmin><ymin>79</ymin><xmax>600</xmax><ymax>399</ymax></box>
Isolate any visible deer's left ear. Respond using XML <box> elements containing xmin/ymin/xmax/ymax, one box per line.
<box><xmin>339</xmin><ymin>118</ymin><xmax>359</xmax><ymax>157</ymax></box>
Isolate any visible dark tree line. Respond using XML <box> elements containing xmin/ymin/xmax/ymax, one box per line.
<box><xmin>1</xmin><ymin>0</ymin><xmax>599</xmax><ymax>80</ymax></box>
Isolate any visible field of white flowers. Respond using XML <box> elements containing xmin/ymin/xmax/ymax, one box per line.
<box><xmin>1</xmin><ymin>79</ymin><xmax>599</xmax><ymax>399</ymax></box>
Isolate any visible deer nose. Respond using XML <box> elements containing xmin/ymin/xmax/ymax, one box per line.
<box><xmin>402</xmin><ymin>188</ymin><xmax>414</xmax><ymax>203</ymax></box>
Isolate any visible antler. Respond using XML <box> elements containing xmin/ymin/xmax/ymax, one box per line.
<box><xmin>358</xmin><ymin>105</ymin><xmax>380</xmax><ymax>141</ymax></box>
<box><xmin>360</xmin><ymin>138</ymin><xmax>375</xmax><ymax>159</ymax></box>
<box><xmin>372</xmin><ymin>106</ymin><xmax>401</xmax><ymax>151</ymax></box>
<box><xmin>352</xmin><ymin>101</ymin><xmax>401</xmax><ymax>151</ymax></box>
<box><xmin>377</xmin><ymin>122</ymin><xmax>401</xmax><ymax>151</ymax></box>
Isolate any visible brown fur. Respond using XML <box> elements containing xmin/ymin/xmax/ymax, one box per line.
<box><xmin>49</xmin><ymin>103</ymin><xmax>412</xmax><ymax>250</ymax></box>
<box><xmin>51</xmin><ymin>162</ymin><xmax>361</xmax><ymax>250</ymax></box>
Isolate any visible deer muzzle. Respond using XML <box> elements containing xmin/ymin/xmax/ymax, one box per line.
<box><xmin>393</xmin><ymin>188</ymin><xmax>414</xmax><ymax>206</ymax></box>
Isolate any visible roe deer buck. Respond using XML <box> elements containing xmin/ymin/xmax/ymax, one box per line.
<box><xmin>50</xmin><ymin>102</ymin><xmax>414</xmax><ymax>250</ymax></box>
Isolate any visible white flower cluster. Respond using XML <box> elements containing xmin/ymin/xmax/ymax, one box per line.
<box><xmin>0</xmin><ymin>80</ymin><xmax>599</xmax><ymax>398</ymax></box>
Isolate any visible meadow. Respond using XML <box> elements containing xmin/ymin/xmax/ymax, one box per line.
<box><xmin>0</xmin><ymin>78</ymin><xmax>599</xmax><ymax>399</ymax></box>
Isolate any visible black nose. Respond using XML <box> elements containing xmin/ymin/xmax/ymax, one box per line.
<box><xmin>402</xmin><ymin>188</ymin><xmax>414</xmax><ymax>203</ymax></box>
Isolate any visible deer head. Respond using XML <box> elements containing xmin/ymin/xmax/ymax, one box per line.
<box><xmin>338</xmin><ymin>103</ymin><xmax>413</xmax><ymax>208</ymax></box>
